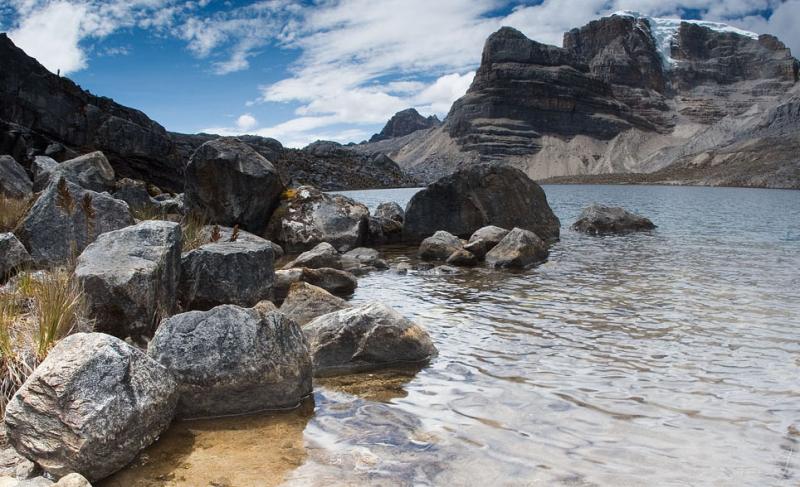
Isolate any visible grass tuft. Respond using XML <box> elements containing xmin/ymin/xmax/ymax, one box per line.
<box><xmin>0</xmin><ymin>195</ymin><xmax>32</xmax><ymax>233</ymax></box>
<box><xmin>180</xmin><ymin>212</ymin><xmax>208</xmax><ymax>252</ymax></box>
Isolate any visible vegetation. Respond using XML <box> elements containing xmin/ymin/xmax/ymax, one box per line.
<box><xmin>0</xmin><ymin>195</ymin><xmax>31</xmax><ymax>232</ymax></box>
<box><xmin>180</xmin><ymin>211</ymin><xmax>208</xmax><ymax>251</ymax></box>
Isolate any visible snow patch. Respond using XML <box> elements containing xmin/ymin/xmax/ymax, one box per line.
<box><xmin>610</xmin><ymin>10</ymin><xmax>759</xmax><ymax>69</ymax></box>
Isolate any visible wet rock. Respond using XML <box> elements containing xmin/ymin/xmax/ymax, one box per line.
<box><xmin>4</xmin><ymin>333</ymin><xmax>178</xmax><ymax>482</ymax></box>
<box><xmin>374</xmin><ymin>202</ymin><xmax>404</xmax><ymax>222</ymax></box>
<box><xmin>304</xmin><ymin>302</ymin><xmax>437</xmax><ymax>376</ymax></box>
<box><xmin>431</xmin><ymin>265</ymin><xmax>460</xmax><ymax>275</ymax></box>
<box><xmin>446</xmin><ymin>249</ymin><xmax>478</xmax><ymax>267</ymax></box>
<box><xmin>184</xmin><ymin>137</ymin><xmax>283</xmax><ymax>235</ymax></box>
<box><xmin>404</xmin><ymin>165</ymin><xmax>561</xmax><ymax>242</ymax></box>
<box><xmin>0</xmin><ymin>233</ymin><xmax>32</xmax><ymax>281</ymax></box>
<box><xmin>341</xmin><ymin>247</ymin><xmax>388</xmax><ymax>274</ymax></box>
<box><xmin>33</xmin><ymin>151</ymin><xmax>115</xmax><ymax>193</ymax></box>
<box><xmin>485</xmin><ymin>227</ymin><xmax>548</xmax><ymax>268</ymax></box>
<box><xmin>16</xmin><ymin>178</ymin><xmax>135</xmax><ymax>267</ymax></box>
<box><xmin>571</xmin><ymin>204</ymin><xmax>656</xmax><ymax>234</ymax></box>
<box><xmin>0</xmin><ymin>155</ymin><xmax>32</xmax><ymax>199</ymax></box>
<box><xmin>469</xmin><ymin>225</ymin><xmax>509</xmax><ymax>247</ymax></box>
<box><xmin>283</xmin><ymin>242</ymin><xmax>341</xmax><ymax>270</ymax></box>
<box><xmin>266</xmin><ymin>186</ymin><xmax>369</xmax><ymax>253</ymax></box>
<box><xmin>179</xmin><ymin>240</ymin><xmax>274</xmax><ymax>311</ymax></box>
<box><xmin>74</xmin><ymin>220</ymin><xmax>182</xmax><ymax>339</ymax></box>
<box><xmin>197</xmin><ymin>224</ymin><xmax>284</xmax><ymax>259</ymax></box>
<box><xmin>418</xmin><ymin>231</ymin><xmax>463</xmax><ymax>261</ymax></box>
<box><xmin>366</xmin><ymin>216</ymin><xmax>403</xmax><ymax>246</ymax></box>
<box><xmin>274</xmin><ymin>267</ymin><xmax>358</xmax><ymax>301</ymax></box>
<box><xmin>148</xmin><ymin>305</ymin><xmax>312</xmax><ymax>418</ymax></box>
<box><xmin>280</xmin><ymin>281</ymin><xmax>349</xmax><ymax>326</ymax></box>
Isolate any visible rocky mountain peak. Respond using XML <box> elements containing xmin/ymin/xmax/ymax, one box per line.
<box><xmin>369</xmin><ymin>108</ymin><xmax>441</xmax><ymax>142</ymax></box>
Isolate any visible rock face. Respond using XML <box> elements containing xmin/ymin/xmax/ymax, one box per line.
<box><xmin>485</xmin><ymin>227</ymin><xmax>548</xmax><ymax>268</ymax></box>
<box><xmin>404</xmin><ymin>165</ymin><xmax>561</xmax><ymax>242</ymax></box>
<box><xmin>280</xmin><ymin>281</ymin><xmax>349</xmax><ymax>326</ymax></box>
<box><xmin>0</xmin><ymin>233</ymin><xmax>31</xmax><ymax>280</ymax></box>
<box><xmin>571</xmin><ymin>204</ymin><xmax>656</xmax><ymax>234</ymax></box>
<box><xmin>4</xmin><ymin>333</ymin><xmax>178</xmax><ymax>481</ymax></box>
<box><xmin>184</xmin><ymin>137</ymin><xmax>283</xmax><ymax>235</ymax></box>
<box><xmin>369</xmin><ymin>109</ymin><xmax>441</xmax><ymax>142</ymax></box>
<box><xmin>74</xmin><ymin>221</ymin><xmax>182</xmax><ymax>339</ymax></box>
<box><xmin>267</xmin><ymin>186</ymin><xmax>369</xmax><ymax>253</ymax></box>
<box><xmin>418</xmin><ymin>231</ymin><xmax>463</xmax><ymax>261</ymax></box>
<box><xmin>16</xmin><ymin>178</ymin><xmax>135</xmax><ymax>267</ymax></box>
<box><xmin>0</xmin><ymin>155</ymin><xmax>32</xmax><ymax>199</ymax></box>
<box><xmin>148</xmin><ymin>305</ymin><xmax>312</xmax><ymax>418</ymax></box>
<box><xmin>304</xmin><ymin>302</ymin><xmax>437</xmax><ymax>376</ymax></box>
<box><xmin>180</xmin><ymin>241</ymin><xmax>274</xmax><ymax>310</ymax></box>
<box><xmin>283</xmin><ymin>242</ymin><xmax>342</xmax><ymax>270</ymax></box>
<box><xmin>33</xmin><ymin>151</ymin><xmax>115</xmax><ymax>193</ymax></box>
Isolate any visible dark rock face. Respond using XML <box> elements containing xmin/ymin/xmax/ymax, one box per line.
<box><xmin>33</xmin><ymin>151</ymin><xmax>115</xmax><ymax>193</ymax></box>
<box><xmin>369</xmin><ymin>108</ymin><xmax>441</xmax><ymax>142</ymax></box>
<box><xmin>571</xmin><ymin>204</ymin><xmax>656</xmax><ymax>234</ymax></box>
<box><xmin>148</xmin><ymin>306</ymin><xmax>312</xmax><ymax>418</ymax></box>
<box><xmin>0</xmin><ymin>233</ymin><xmax>32</xmax><ymax>280</ymax></box>
<box><xmin>485</xmin><ymin>227</ymin><xmax>548</xmax><ymax>268</ymax></box>
<box><xmin>4</xmin><ymin>333</ymin><xmax>178</xmax><ymax>481</ymax></box>
<box><xmin>0</xmin><ymin>34</ymin><xmax>183</xmax><ymax>192</ymax></box>
<box><xmin>280</xmin><ymin>281</ymin><xmax>349</xmax><ymax>326</ymax></box>
<box><xmin>0</xmin><ymin>155</ymin><xmax>32</xmax><ymax>199</ymax></box>
<box><xmin>184</xmin><ymin>137</ymin><xmax>283</xmax><ymax>235</ymax></box>
<box><xmin>74</xmin><ymin>221</ymin><xmax>182</xmax><ymax>339</ymax></box>
<box><xmin>404</xmin><ymin>164</ymin><xmax>560</xmax><ymax>242</ymax></box>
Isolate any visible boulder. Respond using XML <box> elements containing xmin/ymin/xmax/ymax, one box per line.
<box><xmin>0</xmin><ymin>233</ymin><xmax>32</xmax><ymax>281</ymax></box>
<box><xmin>33</xmin><ymin>151</ymin><xmax>115</xmax><ymax>193</ymax></box>
<box><xmin>365</xmin><ymin>216</ymin><xmax>403</xmax><ymax>246</ymax></box>
<box><xmin>418</xmin><ymin>230</ymin><xmax>463</xmax><ymax>261</ymax></box>
<box><xmin>469</xmin><ymin>225</ymin><xmax>509</xmax><ymax>246</ymax></box>
<box><xmin>74</xmin><ymin>221</ymin><xmax>182</xmax><ymax>339</ymax></box>
<box><xmin>30</xmin><ymin>156</ymin><xmax>58</xmax><ymax>180</ymax></box>
<box><xmin>266</xmin><ymin>186</ymin><xmax>369</xmax><ymax>253</ymax></box>
<box><xmin>112</xmin><ymin>178</ymin><xmax>159</xmax><ymax>212</ymax></box>
<box><xmin>304</xmin><ymin>302</ymin><xmax>437</xmax><ymax>376</ymax></box>
<box><xmin>274</xmin><ymin>267</ymin><xmax>357</xmax><ymax>301</ymax></box>
<box><xmin>184</xmin><ymin>137</ymin><xmax>283</xmax><ymax>235</ymax></box>
<box><xmin>374</xmin><ymin>201</ymin><xmax>404</xmax><ymax>222</ymax></box>
<box><xmin>341</xmin><ymin>247</ymin><xmax>388</xmax><ymax>274</ymax></box>
<box><xmin>0</xmin><ymin>155</ymin><xmax>32</xmax><ymax>199</ymax></box>
<box><xmin>179</xmin><ymin>240</ymin><xmax>274</xmax><ymax>311</ymax></box>
<box><xmin>280</xmin><ymin>281</ymin><xmax>349</xmax><ymax>326</ymax></box>
<box><xmin>572</xmin><ymin>204</ymin><xmax>656</xmax><ymax>235</ymax></box>
<box><xmin>4</xmin><ymin>333</ymin><xmax>178</xmax><ymax>481</ymax></box>
<box><xmin>53</xmin><ymin>474</ymin><xmax>91</xmax><ymax>487</ymax></box>
<box><xmin>283</xmin><ymin>242</ymin><xmax>341</xmax><ymax>270</ymax></box>
<box><xmin>404</xmin><ymin>165</ymin><xmax>560</xmax><ymax>242</ymax></box>
<box><xmin>485</xmin><ymin>227</ymin><xmax>548</xmax><ymax>268</ymax></box>
<box><xmin>251</xmin><ymin>299</ymin><xmax>278</xmax><ymax>318</ymax></box>
<box><xmin>197</xmin><ymin>224</ymin><xmax>284</xmax><ymax>259</ymax></box>
<box><xmin>148</xmin><ymin>305</ymin><xmax>312</xmax><ymax>418</ymax></box>
<box><xmin>16</xmin><ymin>178</ymin><xmax>135</xmax><ymax>267</ymax></box>
<box><xmin>446</xmin><ymin>249</ymin><xmax>478</xmax><ymax>267</ymax></box>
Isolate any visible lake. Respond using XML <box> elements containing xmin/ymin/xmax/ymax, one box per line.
<box><xmin>103</xmin><ymin>184</ymin><xmax>800</xmax><ymax>486</ymax></box>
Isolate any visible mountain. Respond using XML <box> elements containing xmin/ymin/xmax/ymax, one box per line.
<box><xmin>369</xmin><ymin>108</ymin><xmax>441</xmax><ymax>142</ymax></box>
<box><xmin>355</xmin><ymin>12</ymin><xmax>800</xmax><ymax>188</ymax></box>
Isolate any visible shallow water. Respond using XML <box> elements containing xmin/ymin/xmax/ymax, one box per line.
<box><xmin>104</xmin><ymin>185</ymin><xmax>800</xmax><ymax>487</ymax></box>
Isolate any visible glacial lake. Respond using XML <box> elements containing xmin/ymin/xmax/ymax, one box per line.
<box><xmin>103</xmin><ymin>184</ymin><xmax>800</xmax><ymax>487</ymax></box>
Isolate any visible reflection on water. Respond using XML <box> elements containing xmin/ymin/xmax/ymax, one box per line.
<box><xmin>105</xmin><ymin>185</ymin><xmax>800</xmax><ymax>486</ymax></box>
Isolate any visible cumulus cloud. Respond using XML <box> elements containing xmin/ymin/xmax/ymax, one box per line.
<box><xmin>236</xmin><ymin>113</ymin><xmax>258</xmax><ymax>131</ymax></box>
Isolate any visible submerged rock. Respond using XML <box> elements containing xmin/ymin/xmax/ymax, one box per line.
<box><xmin>572</xmin><ymin>204</ymin><xmax>656</xmax><ymax>235</ymax></box>
<box><xmin>33</xmin><ymin>151</ymin><xmax>115</xmax><ymax>193</ymax></box>
<box><xmin>485</xmin><ymin>227</ymin><xmax>548</xmax><ymax>268</ymax></box>
<box><xmin>74</xmin><ymin>220</ymin><xmax>182</xmax><ymax>339</ymax></box>
<box><xmin>464</xmin><ymin>225</ymin><xmax>510</xmax><ymax>259</ymax></box>
<box><xmin>0</xmin><ymin>233</ymin><xmax>31</xmax><ymax>281</ymax></box>
<box><xmin>341</xmin><ymin>247</ymin><xmax>388</xmax><ymax>274</ymax></box>
<box><xmin>283</xmin><ymin>242</ymin><xmax>342</xmax><ymax>270</ymax></box>
<box><xmin>446</xmin><ymin>249</ymin><xmax>478</xmax><ymax>267</ymax></box>
<box><xmin>148</xmin><ymin>305</ymin><xmax>312</xmax><ymax>418</ymax></box>
<box><xmin>418</xmin><ymin>230</ymin><xmax>463</xmax><ymax>261</ymax></box>
<box><xmin>304</xmin><ymin>302</ymin><xmax>437</xmax><ymax>376</ymax></box>
<box><xmin>4</xmin><ymin>333</ymin><xmax>178</xmax><ymax>482</ymax></box>
<box><xmin>280</xmin><ymin>281</ymin><xmax>349</xmax><ymax>326</ymax></box>
<box><xmin>0</xmin><ymin>155</ymin><xmax>32</xmax><ymax>199</ymax></box>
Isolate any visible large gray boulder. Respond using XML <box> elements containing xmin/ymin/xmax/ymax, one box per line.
<box><xmin>179</xmin><ymin>240</ymin><xmax>274</xmax><ymax>311</ymax></box>
<box><xmin>148</xmin><ymin>305</ymin><xmax>312</xmax><ymax>418</ymax></box>
<box><xmin>404</xmin><ymin>165</ymin><xmax>560</xmax><ymax>242</ymax></box>
<box><xmin>184</xmin><ymin>137</ymin><xmax>283</xmax><ymax>235</ymax></box>
<box><xmin>572</xmin><ymin>204</ymin><xmax>656</xmax><ymax>235</ymax></box>
<box><xmin>74</xmin><ymin>221</ymin><xmax>182</xmax><ymax>339</ymax></box>
<box><xmin>418</xmin><ymin>230</ymin><xmax>463</xmax><ymax>261</ymax></box>
<box><xmin>280</xmin><ymin>281</ymin><xmax>349</xmax><ymax>326</ymax></box>
<box><xmin>304</xmin><ymin>302</ymin><xmax>437</xmax><ymax>376</ymax></box>
<box><xmin>0</xmin><ymin>233</ymin><xmax>31</xmax><ymax>281</ymax></box>
<box><xmin>282</xmin><ymin>242</ymin><xmax>341</xmax><ymax>270</ymax></box>
<box><xmin>485</xmin><ymin>227</ymin><xmax>548</xmax><ymax>268</ymax></box>
<box><xmin>33</xmin><ymin>151</ymin><xmax>115</xmax><ymax>193</ymax></box>
<box><xmin>16</xmin><ymin>178</ymin><xmax>135</xmax><ymax>267</ymax></box>
<box><xmin>0</xmin><ymin>155</ymin><xmax>32</xmax><ymax>199</ymax></box>
<box><xmin>197</xmin><ymin>224</ymin><xmax>284</xmax><ymax>259</ymax></box>
<box><xmin>274</xmin><ymin>267</ymin><xmax>357</xmax><ymax>300</ymax></box>
<box><xmin>266</xmin><ymin>186</ymin><xmax>369</xmax><ymax>253</ymax></box>
<box><xmin>4</xmin><ymin>333</ymin><xmax>178</xmax><ymax>482</ymax></box>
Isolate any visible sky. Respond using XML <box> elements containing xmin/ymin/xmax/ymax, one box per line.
<box><xmin>1</xmin><ymin>0</ymin><xmax>798</xmax><ymax>148</ymax></box>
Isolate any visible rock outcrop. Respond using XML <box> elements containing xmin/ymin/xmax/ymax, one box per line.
<box><xmin>485</xmin><ymin>227</ymin><xmax>549</xmax><ymax>268</ymax></box>
<box><xmin>571</xmin><ymin>204</ymin><xmax>656</xmax><ymax>234</ymax></box>
<box><xmin>369</xmin><ymin>108</ymin><xmax>441</xmax><ymax>142</ymax></box>
<box><xmin>0</xmin><ymin>155</ymin><xmax>32</xmax><ymax>199</ymax></box>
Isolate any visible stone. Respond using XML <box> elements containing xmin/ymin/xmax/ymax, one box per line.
<box><xmin>16</xmin><ymin>178</ymin><xmax>135</xmax><ymax>267</ymax></box>
<box><xmin>184</xmin><ymin>137</ymin><xmax>283</xmax><ymax>235</ymax></box>
<box><xmin>365</xmin><ymin>216</ymin><xmax>403</xmax><ymax>246</ymax></box>
<box><xmin>33</xmin><ymin>151</ymin><xmax>115</xmax><ymax>193</ymax></box>
<box><xmin>304</xmin><ymin>302</ymin><xmax>437</xmax><ymax>376</ymax></box>
<box><xmin>53</xmin><ymin>474</ymin><xmax>91</xmax><ymax>487</ymax></box>
<box><xmin>283</xmin><ymin>242</ymin><xmax>341</xmax><ymax>270</ymax></box>
<box><xmin>148</xmin><ymin>305</ymin><xmax>312</xmax><ymax>418</ymax></box>
<box><xmin>112</xmin><ymin>178</ymin><xmax>159</xmax><ymax>212</ymax></box>
<box><xmin>4</xmin><ymin>333</ymin><xmax>178</xmax><ymax>482</ymax></box>
<box><xmin>74</xmin><ymin>221</ymin><xmax>181</xmax><ymax>339</ymax></box>
<box><xmin>571</xmin><ymin>204</ymin><xmax>656</xmax><ymax>235</ymax></box>
<box><xmin>179</xmin><ymin>240</ymin><xmax>274</xmax><ymax>311</ymax></box>
<box><xmin>418</xmin><ymin>231</ymin><xmax>463</xmax><ymax>261</ymax></box>
<box><xmin>197</xmin><ymin>224</ymin><xmax>284</xmax><ymax>259</ymax></box>
<box><xmin>274</xmin><ymin>267</ymin><xmax>358</xmax><ymax>301</ymax></box>
<box><xmin>469</xmin><ymin>225</ymin><xmax>509</xmax><ymax>246</ymax></box>
<box><xmin>266</xmin><ymin>186</ymin><xmax>369</xmax><ymax>253</ymax></box>
<box><xmin>404</xmin><ymin>165</ymin><xmax>561</xmax><ymax>242</ymax></box>
<box><xmin>446</xmin><ymin>249</ymin><xmax>478</xmax><ymax>267</ymax></box>
<box><xmin>280</xmin><ymin>281</ymin><xmax>349</xmax><ymax>326</ymax></box>
<box><xmin>485</xmin><ymin>227</ymin><xmax>548</xmax><ymax>268</ymax></box>
<box><xmin>0</xmin><ymin>155</ymin><xmax>32</xmax><ymax>199</ymax></box>
<box><xmin>251</xmin><ymin>299</ymin><xmax>278</xmax><ymax>318</ymax></box>
<box><xmin>374</xmin><ymin>201</ymin><xmax>405</xmax><ymax>222</ymax></box>
<box><xmin>463</xmin><ymin>239</ymin><xmax>490</xmax><ymax>260</ymax></box>
<box><xmin>30</xmin><ymin>156</ymin><xmax>58</xmax><ymax>180</ymax></box>
<box><xmin>0</xmin><ymin>233</ymin><xmax>32</xmax><ymax>281</ymax></box>
<box><xmin>341</xmin><ymin>247</ymin><xmax>388</xmax><ymax>274</ymax></box>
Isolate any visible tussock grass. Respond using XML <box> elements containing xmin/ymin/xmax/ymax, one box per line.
<box><xmin>181</xmin><ymin>212</ymin><xmax>208</xmax><ymax>252</ymax></box>
<box><xmin>0</xmin><ymin>195</ymin><xmax>32</xmax><ymax>233</ymax></box>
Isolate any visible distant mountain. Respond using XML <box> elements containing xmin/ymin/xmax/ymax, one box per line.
<box><xmin>369</xmin><ymin>108</ymin><xmax>441</xmax><ymax>142</ymax></box>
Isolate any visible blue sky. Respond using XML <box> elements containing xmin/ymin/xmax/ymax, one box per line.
<box><xmin>1</xmin><ymin>0</ymin><xmax>797</xmax><ymax>147</ymax></box>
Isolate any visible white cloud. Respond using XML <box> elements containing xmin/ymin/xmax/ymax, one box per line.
<box><xmin>236</xmin><ymin>113</ymin><xmax>258</xmax><ymax>131</ymax></box>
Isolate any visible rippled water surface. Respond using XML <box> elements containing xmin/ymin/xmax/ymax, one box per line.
<box><xmin>105</xmin><ymin>185</ymin><xmax>800</xmax><ymax>487</ymax></box>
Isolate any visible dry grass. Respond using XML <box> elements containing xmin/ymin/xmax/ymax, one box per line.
<box><xmin>181</xmin><ymin>212</ymin><xmax>208</xmax><ymax>251</ymax></box>
<box><xmin>281</xmin><ymin>188</ymin><xmax>298</xmax><ymax>200</ymax></box>
<box><xmin>0</xmin><ymin>195</ymin><xmax>32</xmax><ymax>233</ymax></box>
<box><xmin>131</xmin><ymin>205</ymin><xmax>167</xmax><ymax>221</ymax></box>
